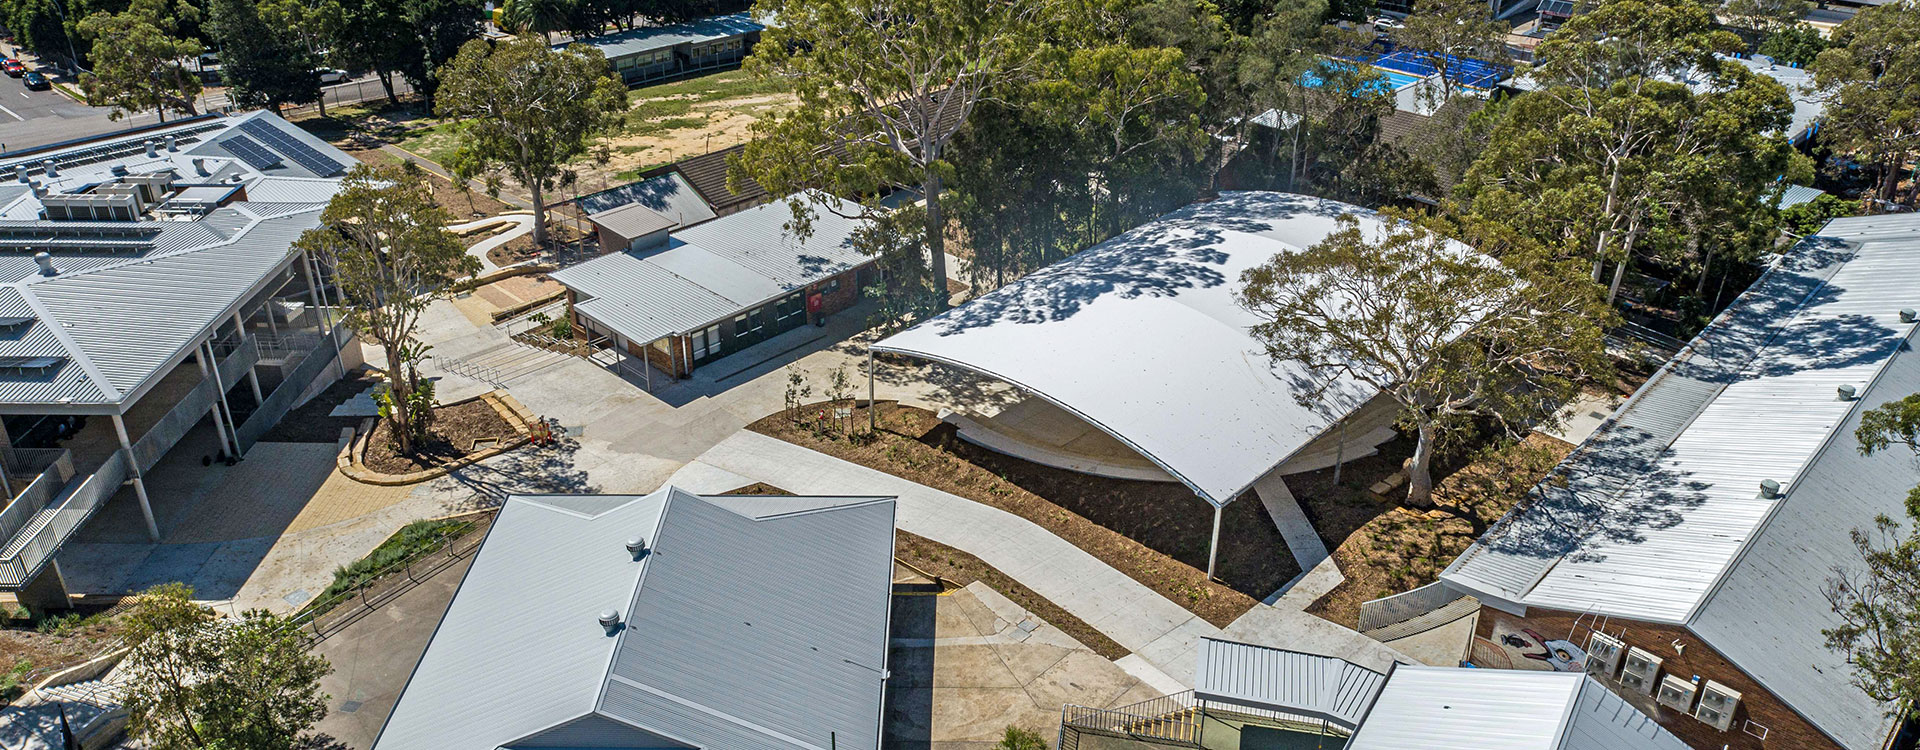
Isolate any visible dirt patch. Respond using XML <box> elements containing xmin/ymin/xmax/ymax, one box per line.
<box><xmin>748</xmin><ymin>401</ymin><xmax>1284</xmax><ymax>627</ymax></box>
<box><xmin>360</xmin><ymin>398</ymin><xmax>519</xmax><ymax>474</ymax></box>
<box><xmin>350</xmin><ymin>148</ymin><xmax>513</xmax><ymax>219</ymax></box>
<box><xmin>260</xmin><ymin>371</ymin><xmax>381</xmax><ymax>443</ymax></box>
<box><xmin>719</xmin><ymin>482</ymin><xmax>789</xmax><ymax>496</ymax></box>
<box><xmin>487</xmin><ymin>221</ymin><xmax>586</xmax><ymax>267</ymax></box>
<box><xmin>0</xmin><ymin>612</ymin><xmax>123</xmax><ymax>703</ymax></box>
<box><xmin>1302</xmin><ymin>434</ymin><xmax>1575</xmax><ymax>628</ymax></box>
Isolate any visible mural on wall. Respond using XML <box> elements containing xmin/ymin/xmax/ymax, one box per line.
<box><xmin>1472</xmin><ymin>611</ymin><xmax>1590</xmax><ymax>672</ymax></box>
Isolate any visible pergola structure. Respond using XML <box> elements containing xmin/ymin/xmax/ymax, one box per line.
<box><xmin>871</xmin><ymin>192</ymin><xmax>1472</xmax><ymax>577</ymax></box>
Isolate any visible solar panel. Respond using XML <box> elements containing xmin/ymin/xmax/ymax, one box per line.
<box><xmin>0</xmin><ymin>316</ymin><xmax>33</xmax><ymax>331</ymax></box>
<box><xmin>1540</xmin><ymin>0</ymin><xmax>1576</xmax><ymax>16</ymax></box>
<box><xmin>220</xmin><ymin>135</ymin><xmax>282</xmax><ymax>170</ymax></box>
<box><xmin>239</xmin><ymin>118</ymin><xmax>348</xmax><ymax>177</ymax></box>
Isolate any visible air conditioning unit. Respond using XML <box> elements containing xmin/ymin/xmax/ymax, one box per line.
<box><xmin>1620</xmin><ymin>647</ymin><xmax>1662</xmax><ymax>695</ymax></box>
<box><xmin>1657</xmin><ymin>673</ymin><xmax>1698</xmax><ymax>712</ymax></box>
<box><xmin>1586</xmin><ymin>632</ymin><xmax>1626</xmax><ymax>678</ymax></box>
<box><xmin>1694</xmin><ymin>680</ymin><xmax>1741</xmax><ymax>732</ymax></box>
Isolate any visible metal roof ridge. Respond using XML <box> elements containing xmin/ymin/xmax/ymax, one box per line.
<box><xmin>1684</xmin><ymin>319</ymin><xmax>1920</xmax><ymax>626</ymax></box>
<box><xmin>714</xmin><ymin>495</ymin><xmax>898</xmax><ymax>521</ymax></box>
<box><xmin>1546</xmin><ymin>674</ymin><xmax>1595</xmax><ymax>750</ymax></box>
<box><xmin>15</xmin><ymin>208</ymin><xmax>273</xmax><ymax>286</ymax></box>
<box><xmin>12</xmin><ymin>282</ymin><xmax>121</xmax><ymax>404</ymax></box>
<box><xmin>594</xmin><ymin>486</ymin><xmax>683</xmax><ymax>715</ymax></box>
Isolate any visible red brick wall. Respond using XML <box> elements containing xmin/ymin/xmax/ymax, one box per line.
<box><xmin>1473</xmin><ymin>606</ymin><xmax>1861</xmax><ymax>750</ymax></box>
<box><xmin>810</xmin><ymin>265</ymin><xmax>865</xmax><ymax>320</ymax></box>
<box><xmin>628</xmin><ymin>335</ymin><xmax>690</xmax><ymax>378</ymax></box>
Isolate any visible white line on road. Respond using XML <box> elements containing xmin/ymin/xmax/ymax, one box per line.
<box><xmin>0</xmin><ymin>103</ymin><xmax>19</xmax><ymax>121</ymax></box>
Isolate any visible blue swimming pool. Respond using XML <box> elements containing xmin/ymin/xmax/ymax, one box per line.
<box><xmin>1300</xmin><ymin>59</ymin><xmax>1426</xmax><ymax>94</ymax></box>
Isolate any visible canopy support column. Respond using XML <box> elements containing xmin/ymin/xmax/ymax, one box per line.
<box><xmin>1207</xmin><ymin>503</ymin><xmax>1223</xmax><ymax>580</ymax></box>
<box><xmin>867</xmin><ymin>345</ymin><xmax>876</xmax><ymax>434</ymax></box>
<box><xmin>113</xmin><ymin>414</ymin><xmax>159</xmax><ymax>541</ymax></box>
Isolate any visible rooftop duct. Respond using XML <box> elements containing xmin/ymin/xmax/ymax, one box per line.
<box><xmin>1759</xmin><ymin>479</ymin><xmax>1781</xmax><ymax>499</ymax></box>
<box><xmin>35</xmin><ymin>252</ymin><xmax>57</xmax><ymax>277</ymax></box>
<box><xmin>598</xmin><ymin>609</ymin><xmax>622</xmax><ymax>635</ymax></box>
<box><xmin>1902</xmin><ymin>308</ymin><xmax>1917</xmax><ymax>324</ymax></box>
<box><xmin>625</xmin><ymin>536</ymin><xmax>649</xmax><ymax>559</ymax></box>
<box><xmin>1838</xmin><ymin>384</ymin><xmax>1857</xmax><ymax>401</ymax></box>
<box><xmin>41</xmin><ymin>159</ymin><xmax>56</xmax><ymax>178</ymax></box>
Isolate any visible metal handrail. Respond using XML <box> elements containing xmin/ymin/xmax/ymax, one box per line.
<box><xmin>1062</xmin><ymin>690</ymin><xmax>1203</xmax><ymax>746</ymax></box>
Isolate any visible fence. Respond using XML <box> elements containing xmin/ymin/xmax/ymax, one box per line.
<box><xmin>280</xmin><ymin>510</ymin><xmax>493</xmax><ymax>644</ymax></box>
<box><xmin>1061</xmin><ymin>691</ymin><xmax>1203</xmax><ymax>748</ymax></box>
<box><xmin>0</xmin><ymin>450</ymin><xmax>75</xmax><ymax>559</ymax></box>
<box><xmin>0</xmin><ymin>450</ymin><xmax>128</xmax><ymax>589</ymax></box>
<box><xmin>279</xmin><ymin>77</ymin><xmax>419</xmax><ymax>120</ymax></box>
<box><xmin>1357</xmin><ymin>580</ymin><xmax>1467</xmax><ymax>633</ymax></box>
<box><xmin>235</xmin><ymin>326</ymin><xmax>352</xmax><ymax>452</ymax></box>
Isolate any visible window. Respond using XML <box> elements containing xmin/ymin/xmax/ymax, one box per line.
<box><xmin>691</xmin><ymin>324</ymin><xmax>721</xmax><ymax>361</ymax></box>
<box><xmin>824</xmin><ymin>277</ymin><xmax>841</xmax><ymax>294</ymax></box>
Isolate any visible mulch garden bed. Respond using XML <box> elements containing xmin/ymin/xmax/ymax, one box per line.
<box><xmin>720</xmin><ymin>482</ymin><xmax>1130</xmax><ymax>660</ymax></box>
<box><xmin>259</xmin><ymin>372</ymin><xmax>381</xmax><ymax>443</ymax></box>
<box><xmin>360</xmin><ymin>398</ymin><xmax>519</xmax><ymax>475</ymax></box>
<box><xmin>1299</xmin><ymin>433</ymin><xmax>1575</xmax><ymax>628</ymax></box>
<box><xmin>748</xmin><ymin>401</ymin><xmax>1291</xmax><ymax>627</ymax></box>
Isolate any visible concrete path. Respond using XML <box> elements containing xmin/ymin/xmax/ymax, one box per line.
<box><xmin>669</xmin><ymin>431</ymin><xmax>1414</xmax><ymax>687</ymax></box>
<box><xmin>378</xmin><ymin>144</ymin><xmax>533</xmax><ymax>209</ymax></box>
<box><xmin>1536</xmin><ymin>391</ymin><xmax>1621</xmax><ymax>446</ymax></box>
<box><xmin>447</xmin><ymin>213</ymin><xmax>535</xmax><ymax>274</ymax></box>
<box><xmin>1251</xmin><ymin>472</ymin><xmax>1332</xmax><ymax>577</ymax></box>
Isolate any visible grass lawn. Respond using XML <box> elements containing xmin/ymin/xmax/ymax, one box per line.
<box><xmin>748</xmin><ymin>401</ymin><xmax>1294</xmax><ymax>627</ymax></box>
<box><xmin>1298</xmin><ymin>433</ymin><xmax>1574</xmax><ymax>628</ymax></box>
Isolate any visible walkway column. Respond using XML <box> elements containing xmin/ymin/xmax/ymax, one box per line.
<box><xmin>1207</xmin><ymin>504</ymin><xmax>1223</xmax><ymax>580</ymax></box>
<box><xmin>112</xmin><ymin>414</ymin><xmax>160</xmax><ymax>541</ymax></box>
<box><xmin>232</xmin><ymin>311</ymin><xmax>264</xmax><ymax>404</ymax></box>
<box><xmin>204</xmin><ymin>339</ymin><xmax>243</xmax><ymax>460</ymax></box>
<box><xmin>303</xmin><ymin>252</ymin><xmax>346</xmax><ymax>379</ymax></box>
<box><xmin>867</xmin><ymin>345</ymin><xmax>876</xmax><ymax>434</ymax></box>
<box><xmin>194</xmin><ymin>343</ymin><xmax>237</xmax><ymax>460</ymax></box>
<box><xmin>1333</xmin><ymin>419</ymin><xmax>1348</xmax><ymax>486</ymax></box>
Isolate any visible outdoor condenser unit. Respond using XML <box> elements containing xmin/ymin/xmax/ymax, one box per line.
<box><xmin>1619</xmin><ymin>647</ymin><xmax>1662</xmax><ymax>695</ymax></box>
<box><xmin>1694</xmin><ymin>680</ymin><xmax>1741</xmax><ymax>732</ymax></box>
<box><xmin>1656</xmin><ymin>674</ymin><xmax>1698</xmax><ymax>713</ymax></box>
<box><xmin>1586</xmin><ymin>632</ymin><xmax>1626</xmax><ymax>678</ymax></box>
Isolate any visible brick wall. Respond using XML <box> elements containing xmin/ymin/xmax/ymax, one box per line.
<box><xmin>1473</xmin><ymin>606</ymin><xmax>1862</xmax><ymax>750</ymax></box>
<box><xmin>810</xmin><ymin>265</ymin><xmax>866</xmax><ymax>321</ymax></box>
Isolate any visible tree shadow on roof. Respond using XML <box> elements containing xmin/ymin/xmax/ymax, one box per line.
<box><xmin>917</xmin><ymin>193</ymin><xmax>1354</xmax><ymax>336</ymax></box>
<box><xmin>1477</xmin><ymin>425</ymin><xmax>1711</xmax><ymax>564</ymax></box>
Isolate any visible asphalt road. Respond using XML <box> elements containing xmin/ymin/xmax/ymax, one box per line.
<box><xmin>0</xmin><ymin>74</ymin><xmax>169</xmax><ymax>154</ymax></box>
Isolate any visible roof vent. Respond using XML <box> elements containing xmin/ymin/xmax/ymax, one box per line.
<box><xmin>144</xmin><ymin>140</ymin><xmax>159</xmax><ymax>158</ymax></box>
<box><xmin>1838</xmin><ymin>384</ymin><xmax>1857</xmax><ymax>401</ymax></box>
<box><xmin>166</xmin><ymin>135</ymin><xmax>179</xmax><ymax>152</ymax></box>
<box><xmin>192</xmin><ymin>158</ymin><xmax>211</xmax><ymax>177</ymax></box>
<box><xmin>34</xmin><ymin>252</ymin><xmax>57</xmax><ymax>277</ymax></box>
<box><xmin>598</xmin><ymin>609</ymin><xmax>622</xmax><ymax>635</ymax></box>
<box><xmin>625</xmin><ymin>536</ymin><xmax>648</xmax><ymax>559</ymax></box>
<box><xmin>41</xmin><ymin>159</ymin><xmax>56</xmax><ymax>178</ymax></box>
<box><xmin>1759</xmin><ymin>479</ymin><xmax>1781</xmax><ymax>499</ymax></box>
<box><xmin>14</xmin><ymin>166</ymin><xmax>27</xmax><ymax>183</ymax></box>
<box><xmin>1902</xmin><ymin>308</ymin><xmax>1917</xmax><ymax>324</ymax></box>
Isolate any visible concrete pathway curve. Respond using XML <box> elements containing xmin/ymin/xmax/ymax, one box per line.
<box><xmin>447</xmin><ymin>213</ymin><xmax>535</xmax><ymax>274</ymax></box>
<box><xmin>668</xmin><ymin>430</ymin><xmax>1413</xmax><ymax>689</ymax></box>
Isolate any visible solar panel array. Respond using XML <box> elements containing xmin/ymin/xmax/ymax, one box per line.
<box><xmin>239</xmin><ymin>118</ymin><xmax>347</xmax><ymax>177</ymax></box>
<box><xmin>220</xmin><ymin>135</ymin><xmax>283</xmax><ymax>170</ymax></box>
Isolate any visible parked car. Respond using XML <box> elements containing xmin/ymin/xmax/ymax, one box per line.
<box><xmin>317</xmin><ymin>68</ymin><xmax>351</xmax><ymax>84</ymax></box>
<box><xmin>2</xmin><ymin>59</ymin><xmax>24</xmax><ymax>77</ymax></box>
<box><xmin>1370</xmin><ymin>14</ymin><xmax>1405</xmax><ymax>29</ymax></box>
<box><xmin>22</xmin><ymin>71</ymin><xmax>49</xmax><ymax>90</ymax></box>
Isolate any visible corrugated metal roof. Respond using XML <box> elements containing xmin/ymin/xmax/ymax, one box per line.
<box><xmin>587</xmin><ymin>202</ymin><xmax>676</xmax><ymax>240</ymax></box>
<box><xmin>563</xmin><ymin>12</ymin><xmax>762</xmax><ymax>61</ymax></box>
<box><xmin>1193</xmin><ymin>638</ymin><xmax>1385</xmax><ymax>727</ymax></box>
<box><xmin>555</xmin><ymin>194</ymin><xmax>870</xmax><ymax>343</ymax></box>
<box><xmin>1687</xmin><ymin>216</ymin><xmax>1920</xmax><ymax>750</ymax></box>
<box><xmin>1444</xmin><ymin>214</ymin><xmax>1920</xmax><ymax>750</ymax></box>
<box><xmin>671</xmin><ymin>196</ymin><xmax>871</xmax><ymax>290</ymax></box>
<box><xmin>576</xmin><ymin>171</ymin><xmax>718</xmax><ymax>226</ymax></box>
<box><xmin>372</xmin><ymin>488</ymin><xmax>896</xmax><ymax>750</ymax></box>
<box><xmin>873</xmin><ymin>192</ymin><xmax>1438</xmax><ymax>506</ymax></box>
<box><xmin>0</xmin><ymin>112</ymin><xmax>350</xmax><ymax>408</ymax></box>
<box><xmin>1346</xmin><ymin>667</ymin><xmax>1689</xmax><ymax>750</ymax></box>
<box><xmin>1442</xmin><ymin>227</ymin><xmax>1860</xmax><ymax>604</ymax></box>
<box><xmin>1778</xmin><ymin>184</ymin><xmax>1827</xmax><ymax>209</ymax></box>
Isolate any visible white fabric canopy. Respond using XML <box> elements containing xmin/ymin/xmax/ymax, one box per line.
<box><xmin>875</xmin><ymin>191</ymin><xmax>1452</xmax><ymax>506</ymax></box>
